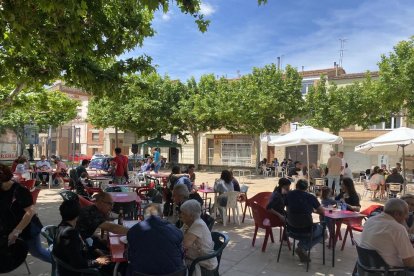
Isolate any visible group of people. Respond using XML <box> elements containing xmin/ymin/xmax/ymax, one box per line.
<box><xmin>367</xmin><ymin>164</ymin><xmax>405</xmax><ymax>200</ymax></box>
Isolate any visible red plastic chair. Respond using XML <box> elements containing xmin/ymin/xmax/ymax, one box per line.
<box><xmin>78</xmin><ymin>195</ymin><xmax>94</xmax><ymax>208</ymax></box>
<box><xmin>242</xmin><ymin>192</ymin><xmax>272</xmax><ymax>223</ymax></box>
<box><xmin>250</xmin><ymin>201</ymin><xmax>288</xmax><ymax>252</ymax></box>
<box><xmin>21</xmin><ymin>179</ymin><xmax>36</xmax><ymax>190</ymax></box>
<box><xmin>340</xmin><ymin>204</ymin><xmax>383</xmax><ymax>250</ymax></box>
<box><xmin>31</xmin><ymin>188</ymin><xmax>41</xmax><ymax>205</ymax></box>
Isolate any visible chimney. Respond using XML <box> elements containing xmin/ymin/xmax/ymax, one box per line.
<box><xmin>301</xmin><ymin>66</ymin><xmax>304</xmax><ymax>72</ymax></box>
<box><xmin>334</xmin><ymin>62</ymin><xmax>338</xmax><ymax>77</ymax></box>
<box><xmin>277</xmin><ymin>57</ymin><xmax>281</xmax><ymax>70</ymax></box>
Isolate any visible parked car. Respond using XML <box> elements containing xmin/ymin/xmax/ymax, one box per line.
<box><xmin>67</xmin><ymin>153</ymin><xmax>92</xmax><ymax>163</ymax></box>
<box><xmin>88</xmin><ymin>157</ymin><xmax>113</xmax><ymax>174</ymax></box>
<box><xmin>91</xmin><ymin>154</ymin><xmax>112</xmax><ymax>160</ymax></box>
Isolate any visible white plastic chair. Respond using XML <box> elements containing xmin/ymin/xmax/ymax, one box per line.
<box><xmin>387</xmin><ymin>183</ymin><xmax>402</xmax><ymax>198</ymax></box>
<box><xmin>362</xmin><ymin>179</ymin><xmax>375</xmax><ymax>199</ymax></box>
<box><xmin>220</xmin><ymin>191</ymin><xmax>240</xmax><ymax>226</ymax></box>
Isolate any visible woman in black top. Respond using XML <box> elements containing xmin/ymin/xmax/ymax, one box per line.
<box><xmin>53</xmin><ymin>200</ymin><xmax>110</xmax><ymax>276</ymax></box>
<box><xmin>335</xmin><ymin>177</ymin><xmax>361</xmax><ymax>212</ymax></box>
<box><xmin>0</xmin><ymin>164</ymin><xmax>51</xmax><ymax>263</ymax></box>
<box><xmin>266</xmin><ymin>178</ymin><xmax>291</xmax><ymax>221</ymax></box>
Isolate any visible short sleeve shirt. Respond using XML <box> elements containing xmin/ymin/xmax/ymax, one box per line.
<box><xmin>360</xmin><ymin>213</ymin><xmax>414</xmax><ymax>267</ymax></box>
<box><xmin>113</xmin><ymin>155</ymin><xmax>128</xmax><ymax>177</ymax></box>
<box><xmin>36</xmin><ymin>160</ymin><xmax>51</xmax><ymax>170</ymax></box>
<box><xmin>153</xmin><ymin>151</ymin><xmax>160</xmax><ymax>163</ymax></box>
<box><xmin>184</xmin><ymin>218</ymin><xmax>218</xmax><ymax>270</ymax></box>
<box><xmin>285</xmin><ymin>190</ymin><xmax>320</xmax><ymax>215</ymax></box>
<box><xmin>0</xmin><ymin>182</ymin><xmax>41</xmax><ymax>240</ymax></box>
<box><xmin>76</xmin><ymin>205</ymin><xmax>106</xmax><ymax>239</ymax></box>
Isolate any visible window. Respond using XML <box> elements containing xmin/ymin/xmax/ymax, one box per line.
<box><xmin>369</xmin><ymin>117</ymin><xmax>402</xmax><ymax>130</ymax></box>
<box><xmin>221</xmin><ymin>139</ymin><xmax>252</xmax><ymax>166</ymax></box>
<box><xmin>301</xmin><ymin>80</ymin><xmax>315</xmax><ymax>95</ymax></box>
<box><xmin>92</xmin><ymin>133</ymin><xmax>99</xmax><ymax>142</ymax></box>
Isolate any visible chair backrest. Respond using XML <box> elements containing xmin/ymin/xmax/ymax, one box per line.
<box><xmin>314</xmin><ymin>178</ymin><xmax>325</xmax><ymax>186</ymax></box>
<box><xmin>388</xmin><ymin>183</ymin><xmax>402</xmax><ymax>192</ymax></box>
<box><xmin>41</xmin><ymin>225</ymin><xmax>58</xmax><ymax>246</ymax></box>
<box><xmin>211</xmin><ymin>232</ymin><xmax>230</xmax><ymax>265</ymax></box>
<box><xmin>360</xmin><ymin>204</ymin><xmax>383</xmax><ymax>217</ymax></box>
<box><xmin>53</xmin><ymin>254</ymin><xmax>101</xmax><ymax>275</ymax></box>
<box><xmin>225</xmin><ymin>191</ymin><xmax>240</xmax><ymax>208</ymax></box>
<box><xmin>406</xmin><ymin>184</ymin><xmax>414</xmax><ymax>194</ymax></box>
<box><xmin>31</xmin><ymin>188</ymin><xmax>41</xmax><ymax>205</ymax></box>
<box><xmin>59</xmin><ymin>190</ymin><xmax>79</xmax><ymax>202</ymax></box>
<box><xmin>78</xmin><ymin>195</ymin><xmax>94</xmax><ymax>208</ymax></box>
<box><xmin>134</xmin><ymin>266</ymin><xmax>187</xmax><ymax>276</ymax></box>
<box><xmin>240</xmin><ymin>185</ymin><xmax>249</xmax><ymax>193</ymax></box>
<box><xmin>250</xmin><ymin>201</ymin><xmax>284</xmax><ymax>228</ymax></box>
<box><xmin>201</xmin><ymin>213</ymin><xmax>215</xmax><ymax>231</ymax></box>
<box><xmin>247</xmin><ymin>192</ymin><xmax>272</xmax><ymax>208</ymax></box>
<box><xmin>355</xmin><ymin>242</ymin><xmax>388</xmax><ymax>270</ymax></box>
<box><xmin>21</xmin><ymin>179</ymin><xmax>36</xmax><ymax>189</ymax></box>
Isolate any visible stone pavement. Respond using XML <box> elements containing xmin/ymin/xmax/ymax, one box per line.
<box><xmin>10</xmin><ymin>170</ymin><xmax>375</xmax><ymax>276</ymax></box>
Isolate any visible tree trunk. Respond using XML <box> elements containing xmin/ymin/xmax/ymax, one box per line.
<box><xmin>191</xmin><ymin>132</ymin><xmax>200</xmax><ymax>169</ymax></box>
<box><xmin>255</xmin><ymin>134</ymin><xmax>261</xmax><ymax>174</ymax></box>
<box><xmin>115</xmin><ymin>127</ymin><xmax>119</xmax><ymax>148</ymax></box>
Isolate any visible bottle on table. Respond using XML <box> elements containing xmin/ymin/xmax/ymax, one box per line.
<box><xmin>118</xmin><ymin>207</ymin><xmax>124</xmax><ymax>225</ymax></box>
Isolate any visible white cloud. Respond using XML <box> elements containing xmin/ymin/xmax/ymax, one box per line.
<box><xmin>161</xmin><ymin>12</ymin><xmax>172</xmax><ymax>21</ymax></box>
<box><xmin>200</xmin><ymin>2</ymin><xmax>216</xmax><ymax>16</ymax></box>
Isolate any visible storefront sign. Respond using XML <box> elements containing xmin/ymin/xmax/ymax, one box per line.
<box><xmin>214</xmin><ymin>134</ymin><xmax>234</xmax><ymax>139</ymax></box>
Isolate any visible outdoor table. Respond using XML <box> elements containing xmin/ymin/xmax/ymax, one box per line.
<box><xmin>108</xmin><ymin>192</ymin><xmax>141</xmax><ymax>203</ymax></box>
<box><xmin>106</xmin><ymin>183</ymin><xmax>143</xmax><ymax>192</ymax></box>
<box><xmin>324</xmin><ymin>210</ymin><xmax>365</xmax><ymax>267</ymax></box>
<box><xmin>89</xmin><ymin>176</ymin><xmax>111</xmax><ymax>188</ymax></box>
<box><xmin>109</xmin><ymin>220</ymin><xmax>140</xmax><ymax>276</ymax></box>
<box><xmin>198</xmin><ymin>187</ymin><xmax>216</xmax><ymax>212</ymax></box>
<box><xmin>232</xmin><ymin>169</ymin><xmax>251</xmax><ymax>184</ymax></box>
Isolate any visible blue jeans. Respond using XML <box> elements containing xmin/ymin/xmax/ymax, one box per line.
<box><xmin>154</xmin><ymin>162</ymin><xmax>161</xmax><ymax>173</ymax></box>
<box><xmin>290</xmin><ymin>224</ymin><xmax>324</xmax><ymax>251</ymax></box>
<box><xmin>26</xmin><ymin>234</ymin><xmax>52</xmax><ymax>263</ymax></box>
<box><xmin>327</xmin><ymin>175</ymin><xmax>341</xmax><ymax>195</ymax></box>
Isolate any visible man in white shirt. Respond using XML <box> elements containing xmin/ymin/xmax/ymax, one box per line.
<box><xmin>36</xmin><ymin>155</ymin><xmax>51</xmax><ymax>185</ymax></box>
<box><xmin>338</xmin><ymin>151</ymin><xmax>346</xmax><ymax>175</ymax></box>
<box><xmin>360</xmin><ymin>198</ymin><xmax>414</xmax><ymax>268</ymax></box>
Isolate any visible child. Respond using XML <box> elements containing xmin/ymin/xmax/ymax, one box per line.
<box><xmin>320</xmin><ymin>187</ymin><xmax>337</xmax><ymax>207</ymax></box>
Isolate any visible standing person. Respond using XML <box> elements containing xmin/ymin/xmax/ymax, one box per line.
<box><xmin>343</xmin><ymin>163</ymin><xmax>353</xmax><ymax>179</ymax></box>
<box><xmin>152</xmin><ymin>147</ymin><xmax>161</xmax><ymax>173</ymax></box>
<box><xmin>274</xmin><ymin>158</ymin><xmax>279</xmax><ymax>177</ymax></box>
<box><xmin>0</xmin><ymin>164</ymin><xmax>52</xmax><ymax>264</ymax></box>
<box><xmin>36</xmin><ymin>155</ymin><xmax>51</xmax><ymax>185</ymax></box>
<box><xmin>326</xmin><ymin>151</ymin><xmax>342</xmax><ymax>196</ymax></box>
<box><xmin>113</xmin><ymin>147</ymin><xmax>128</xmax><ymax>184</ymax></box>
<box><xmin>338</xmin><ymin>151</ymin><xmax>346</xmax><ymax>175</ymax></box>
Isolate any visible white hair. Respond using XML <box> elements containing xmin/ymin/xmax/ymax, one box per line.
<box><xmin>384</xmin><ymin>198</ymin><xmax>408</xmax><ymax>216</ymax></box>
<box><xmin>180</xmin><ymin>199</ymin><xmax>201</xmax><ymax>220</ymax></box>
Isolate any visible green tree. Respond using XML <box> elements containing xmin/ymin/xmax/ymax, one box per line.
<box><xmin>376</xmin><ymin>36</ymin><xmax>414</xmax><ymax>120</ymax></box>
<box><xmin>0</xmin><ymin>88</ymin><xmax>79</xmax><ymax>154</ymax></box>
<box><xmin>304</xmin><ymin>75</ymin><xmax>390</xmax><ymax>134</ymax></box>
<box><xmin>221</xmin><ymin>64</ymin><xmax>304</xmax><ymax>166</ymax></box>
<box><xmin>0</xmin><ymin>0</ymin><xmax>210</xmax><ymax>108</ymax></box>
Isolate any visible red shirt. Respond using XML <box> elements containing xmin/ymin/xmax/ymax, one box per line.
<box><xmin>113</xmin><ymin>155</ymin><xmax>128</xmax><ymax>177</ymax></box>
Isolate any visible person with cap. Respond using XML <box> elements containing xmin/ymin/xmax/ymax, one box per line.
<box><xmin>285</xmin><ymin>179</ymin><xmax>325</xmax><ymax>263</ymax></box>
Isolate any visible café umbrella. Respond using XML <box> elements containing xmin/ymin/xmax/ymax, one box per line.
<box><xmin>269</xmin><ymin>126</ymin><xmax>344</xmax><ymax>184</ymax></box>
<box><xmin>355</xmin><ymin>127</ymin><xmax>414</xmax><ymax>193</ymax></box>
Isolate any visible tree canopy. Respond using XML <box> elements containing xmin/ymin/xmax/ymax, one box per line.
<box><xmin>0</xmin><ymin>0</ymin><xmax>211</xmax><ymax>107</ymax></box>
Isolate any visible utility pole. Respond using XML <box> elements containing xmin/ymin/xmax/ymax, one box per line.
<box><xmin>339</xmin><ymin>38</ymin><xmax>347</xmax><ymax>68</ymax></box>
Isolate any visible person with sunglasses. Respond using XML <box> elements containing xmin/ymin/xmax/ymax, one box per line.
<box><xmin>76</xmin><ymin>192</ymin><xmax>128</xmax><ymax>254</ymax></box>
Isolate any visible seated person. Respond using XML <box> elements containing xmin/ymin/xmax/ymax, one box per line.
<box><xmin>369</xmin><ymin>166</ymin><xmax>386</xmax><ymax>199</ymax></box>
<box><xmin>288</xmin><ymin>161</ymin><xmax>302</xmax><ymax>177</ymax></box>
<box><xmin>320</xmin><ymin>187</ymin><xmax>337</xmax><ymax>207</ymax></box>
<box><xmin>168</xmin><ymin>165</ymin><xmax>193</xmax><ymax>192</ymax></box>
<box><xmin>53</xmin><ymin>158</ymin><xmax>68</xmax><ymax>186</ymax></box>
<box><xmin>14</xmin><ymin>156</ymin><xmax>30</xmax><ymax>179</ymax></box>
<box><xmin>360</xmin><ymin>198</ymin><xmax>414</xmax><ymax>268</ymax></box>
<box><xmin>75</xmin><ymin>172</ymin><xmax>93</xmax><ymax>198</ymax></box>
<box><xmin>285</xmin><ymin>180</ymin><xmax>325</xmax><ymax>263</ymax></box>
<box><xmin>181</xmin><ymin>200</ymin><xmax>218</xmax><ymax>275</ymax></box>
<box><xmin>127</xmin><ymin>204</ymin><xmax>184</xmax><ymax>276</ymax></box>
<box><xmin>309</xmin><ymin>163</ymin><xmax>321</xmax><ymax>184</ymax></box>
<box><xmin>266</xmin><ymin>178</ymin><xmax>291</xmax><ymax>221</ymax></box>
<box><xmin>184</xmin><ymin>164</ymin><xmax>196</xmax><ymax>183</ymax></box>
<box><xmin>75</xmin><ymin>159</ymin><xmax>90</xmax><ymax>179</ymax></box>
<box><xmin>36</xmin><ymin>155</ymin><xmax>51</xmax><ymax>185</ymax></box>
<box><xmin>76</xmin><ymin>192</ymin><xmax>128</xmax><ymax>252</ymax></box>
<box><xmin>335</xmin><ymin>178</ymin><xmax>361</xmax><ymax>212</ymax></box>
<box><xmin>140</xmin><ymin>157</ymin><xmax>153</xmax><ymax>173</ymax></box>
<box><xmin>53</xmin><ymin>200</ymin><xmax>110</xmax><ymax>276</ymax></box>
<box><xmin>401</xmin><ymin>194</ymin><xmax>414</xmax><ymax>234</ymax></box>
<box><xmin>230</xmin><ymin>170</ymin><xmax>240</xmax><ymax>192</ymax></box>
<box><xmin>386</xmin><ymin>168</ymin><xmax>405</xmax><ymax>194</ymax></box>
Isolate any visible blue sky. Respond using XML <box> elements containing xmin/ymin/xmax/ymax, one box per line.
<box><xmin>124</xmin><ymin>0</ymin><xmax>414</xmax><ymax>81</ymax></box>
